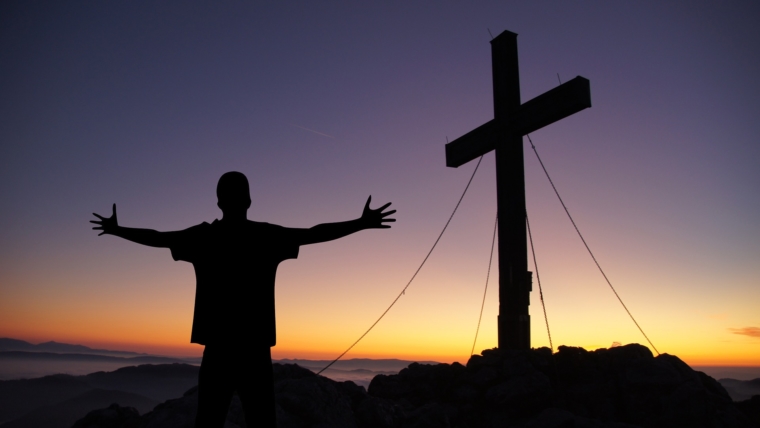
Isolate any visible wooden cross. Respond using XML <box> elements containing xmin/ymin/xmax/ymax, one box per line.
<box><xmin>445</xmin><ymin>30</ymin><xmax>591</xmax><ymax>350</ymax></box>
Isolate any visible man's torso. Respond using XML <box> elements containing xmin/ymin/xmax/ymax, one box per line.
<box><xmin>170</xmin><ymin>220</ymin><xmax>299</xmax><ymax>346</ymax></box>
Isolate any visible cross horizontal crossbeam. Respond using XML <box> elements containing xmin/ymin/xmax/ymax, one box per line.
<box><xmin>445</xmin><ymin>76</ymin><xmax>591</xmax><ymax>168</ymax></box>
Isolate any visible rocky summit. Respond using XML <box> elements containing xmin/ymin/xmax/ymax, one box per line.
<box><xmin>73</xmin><ymin>344</ymin><xmax>759</xmax><ymax>427</ymax></box>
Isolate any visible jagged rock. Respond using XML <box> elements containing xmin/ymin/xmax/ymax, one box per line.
<box><xmin>274</xmin><ymin>367</ymin><xmax>356</xmax><ymax>427</ymax></box>
<box><xmin>71</xmin><ymin>345</ymin><xmax>758</xmax><ymax>428</ymax></box>
<box><xmin>138</xmin><ymin>386</ymin><xmax>200</xmax><ymax>428</ymax></box>
<box><xmin>354</xmin><ymin>395</ymin><xmax>403</xmax><ymax>428</ymax></box>
<box><xmin>369</xmin><ymin>344</ymin><xmax>755</xmax><ymax>427</ymax></box>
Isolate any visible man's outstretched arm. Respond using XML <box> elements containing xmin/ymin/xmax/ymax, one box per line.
<box><xmin>91</xmin><ymin>204</ymin><xmax>179</xmax><ymax>248</ymax></box>
<box><xmin>294</xmin><ymin>196</ymin><xmax>395</xmax><ymax>246</ymax></box>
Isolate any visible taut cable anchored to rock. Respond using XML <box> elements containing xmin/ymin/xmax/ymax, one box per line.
<box><xmin>319</xmin><ymin>29</ymin><xmax>659</xmax><ymax>373</ymax></box>
<box><xmin>316</xmin><ymin>131</ymin><xmax>660</xmax><ymax>373</ymax></box>
<box><xmin>471</xmin><ymin>214</ymin><xmax>498</xmax><ymax>357</ymax></box>
<box><xmin>527</xmin><ymin>212</ymin><xmax>553</xmax><ymax>353</ymax></box>
<box><xmin>526</xmin><ymin>134</ymin><xmax>659</xmax><ymax>355</ymax></box>
<box><xmin>317</xmin><ymin>154</ymin><xmax>485</xmax><ymax>375</ymax></box>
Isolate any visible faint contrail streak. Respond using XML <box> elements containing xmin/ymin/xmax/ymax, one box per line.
<box><xmin>289</xmin><ymin>123</ymin><xmax>335</xmax><ymax>139</ymax></box>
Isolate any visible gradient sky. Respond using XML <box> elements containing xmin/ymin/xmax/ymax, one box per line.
<box><xmin>1</xmin><ymin>1</ymin><xmax>758</xmax><ymax>365</ymax></box>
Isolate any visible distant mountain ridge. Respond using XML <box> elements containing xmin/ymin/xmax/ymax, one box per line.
<box><xmin>0</xmin><ymin>350</ymin><xmax>191</xmax><ymax>364</ymax></box>
<box><xmin>0</xmin><ymin>338</ymin><xmax>436</xmax><ymax>384</ymax></box>
<box><xmin>0</xmin><ymin>338</ymin><xmax>149</xmax><ymax>357</ymax></box>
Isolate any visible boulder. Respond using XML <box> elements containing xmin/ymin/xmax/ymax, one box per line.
<box><xmin>368</xmin><ymin>344</ymin><xmax>755</xmax><ymax>427</ymax></box>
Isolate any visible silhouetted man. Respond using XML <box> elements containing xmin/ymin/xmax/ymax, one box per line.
<box><xmin>91</xmin><ymin>171</ymin><xmax>395</xmax><ymax>427</ymax></box>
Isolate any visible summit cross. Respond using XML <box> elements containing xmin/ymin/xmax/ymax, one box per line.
<box><xmin>445</xmin><ymin>30</ymin><xmax>591</xmax><ymax>350</ymax></box>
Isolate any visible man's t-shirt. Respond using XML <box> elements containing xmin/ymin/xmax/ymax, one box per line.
<box><xmin>170</xmin><ymin>219</ymin><xmax>299</xmax><ymax>347</ymax></box>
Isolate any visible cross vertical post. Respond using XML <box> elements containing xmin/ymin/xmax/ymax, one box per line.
<box><xmin>444</xmin><ymin>30</ymin><xmax>591</xmax><ymax>350</ymax></box>
<box><xmin>492</xmin><ymin>31</ymin><xmax>530</xmax><ymax>350</ymax></box>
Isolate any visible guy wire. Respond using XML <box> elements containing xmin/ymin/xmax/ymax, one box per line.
<box><xmin>318</xmin><ymin>154</ymin><xmax>486</xmax><ymax>375</ymax></box>
<box><xmin>470</xmin><ymin>213</ymin><xmax>498</xmax><ymax>356</ymax></box>
<box><xmin>526</xmin><ymin>134</ymin><xmax>659</xmax><ymax>355</ymax></box>
<box><xmin>527</xmin><ymin>213</ymin><xmax>553</xmax><ymax>352</ymax></box>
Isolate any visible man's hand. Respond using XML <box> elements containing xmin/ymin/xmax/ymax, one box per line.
<box><xmin>91</xmin><ymin>204</ymin><xmax>119</xmax><ymax>236</ymax></box>
<box><xmin>287</xmin><ymin>196</ymin><xmax>397</xmax><ymax>245</ymax></box>
<box><xmin>359</xmin><ymin>196</ymin><xmax>396</xmax><ymax>229</ymax></box>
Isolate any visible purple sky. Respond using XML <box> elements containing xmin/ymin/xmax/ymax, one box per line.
<box><xmin>1</xmin><ymin>1</ymin><xmax>758</xmax><ymax>362</ymax></box>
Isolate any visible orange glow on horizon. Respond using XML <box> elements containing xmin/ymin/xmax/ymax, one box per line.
<box><xmin>4</xmin><ymin>325</ymin><xmax>759</xmax><ymax>367</ymax></box>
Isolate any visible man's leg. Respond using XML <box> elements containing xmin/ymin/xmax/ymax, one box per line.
<box><xmin>237</xmin><ymin>346</ymin><xmax>276</xmax><ymax>427</ymax></box>
<box><xmin>195</xmin><ymin>345</ymin><xmax>236</xmax><ymax>428</ymax></box>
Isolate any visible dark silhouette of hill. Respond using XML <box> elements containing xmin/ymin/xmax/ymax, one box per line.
<box><xmin>735</xmin><ymin>396</ymin><xmax>760</xmax><ymax>427</ymax></box>
<box><xmin>277</xmin><ymin>358</ymin><xmax>430</xmax><ymax>389</ymax></box>
<box><xmin>1</xmin><ymin>388</ymin><xmax>156</xmax><ymax>428</ymax></box>
<box><xmin>71</xmin><ymin>403</ymin><xmax>142</xmax><ymax>428</ymax></box>
<box><xmin>83</xmin><ymin>363</ymin><xmax>200</xmax><ymax>401</ymax></box>
<box><xmin>0</xmin><ymin>374</ymin><xmax>92</xmax><ymax>422</ymax></box>
<box><xmin>0</xmin><ymin>338</ymin><xmax>148</xmax><ymax>357</ymax></box>
<box><xmin>276</xmin><ymin>358</ymin><xmax>440</xmax><ymax>373</ymax></box>
<box><xmin>0</xmin><ymin>364</ymin><xmax>198</xmax><ymax>426</ymax></box>
<box><xmin>72</xmin><ymin>344</ymin><xmax>760</xmax><ymax>428</ymax></box>
<box><xmin>721</xmin><ymin>378</ymin><xmax>760</xmax><ymax>402</ymax></box>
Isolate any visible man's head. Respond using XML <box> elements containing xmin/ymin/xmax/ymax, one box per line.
<box><xmin>217</xmin><ymin>171</ymin><xmax>251</xmax><ymax>214</ymax></box>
